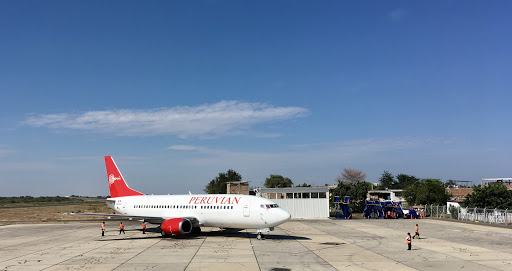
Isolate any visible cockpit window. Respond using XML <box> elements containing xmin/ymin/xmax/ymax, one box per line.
<box><xmin>261</xmin><ymin>204</ymin><xmax>279</xmax><ymax>209</ymax></box>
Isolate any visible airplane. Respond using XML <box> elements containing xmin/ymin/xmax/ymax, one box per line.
<box><xmin>84</xmin><ymin>156</ymin><xmax>291</xmax><ymax>240</ymax></box>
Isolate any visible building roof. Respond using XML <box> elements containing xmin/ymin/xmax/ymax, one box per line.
<box><xmin>481</xmin><ymin>178</ymin><xmax>512</xmax><ymax>181</ymax></box>
<box><xmin>256</xmin><ymin>187</ymin><xmax>329</xmax><ymax>193</ymax></box>
<box><xmin>368</xmin><ymin>189</ymin><xmax>403</xmax><ymax>193</ymax></box>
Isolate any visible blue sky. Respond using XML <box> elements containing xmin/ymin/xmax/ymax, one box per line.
<box><xmin>1</xmin><ymin>1</ymin><xmax>511</xmax><ymax>196</ymax></box>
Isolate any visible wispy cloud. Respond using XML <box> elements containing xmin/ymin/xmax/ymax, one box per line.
<box><xmin>57</xmin><ymin>155</ymin><xmax>145</xmax><ymax>160</ymax></box>
<box><xmin>289</xmin><ymin>137</ymin><xmax>428</xmax><ymax>154</ymax></box>
<box><xmin>390</xmin><ymin>8</ymin><xmax>407</xmax><ymax>21</ymax></box>
<box><xmin>22</xmin><ymin>101</ymin><xmax>309</xmax><ymax>138</ymax></box>
<box><xmin>168</xmin><ymin>137</ymin><xmax>464</xmax><ymax>186</ymax></box>
<box><xmin>165</xmin><ymin>137</ymin><xmax>459</xmax><ymax>185</ymax></box>
<box><xmin>167</xmin><ymin>137</ymin><xmax>451</xmax><ymax>167</ymax></box>
<box><xmin>167</xmin><ymin>145</ymin><xmax>207</xmax><ymax>151</ymax></box>
<box><xmin>0</xmin><ymin>145</ymin><xmax>16</xmax><ymax>158</ymax></box>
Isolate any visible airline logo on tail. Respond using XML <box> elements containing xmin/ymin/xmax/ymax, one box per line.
<box><xmin>108</xmin><ymin>174</ymin><xmax>121</xmax><ymax>186</ymax></box>
<box><xmin>105</xmin><ymin>156</ymin><xmax>144</xmax><ymax>198</ymax></box>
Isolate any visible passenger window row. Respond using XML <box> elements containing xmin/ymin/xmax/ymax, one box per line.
<box><xmin>200</xmin><ymin>205</ymin><xmax>233</xmax><ymax>209</ymax></box>
<box><xmin>133</xmin><ymin>205</ymin><xmax>234</xmax><ymax>210</ymax></box>
<box><xmin>134</xmin><ymin>205</ymin><xmax>198</xmax><ymax>209</ymax></box>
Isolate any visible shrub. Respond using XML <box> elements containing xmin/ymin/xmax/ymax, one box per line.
<box><xmin>449</xmin><ymin>205</ymin><xmax>459</xmax><ymax>219</ymax></box>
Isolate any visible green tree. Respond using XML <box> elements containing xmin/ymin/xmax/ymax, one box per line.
<box><xmin>296</xmin><ymin>183</ymin><xmax>311</xmax><ymax>187</ymax></box>
<box><xmin>264</xmin><ymin>175</ymin><xmax>293</xmax><ymax>188</ymax></box>
<box><xmin>403</xmin><ymin>178</ymin><xmax>451</xmax><ymax>205</ymax></box>
<box><xmin>395</xmin><ymin>174</ymin><xmax>420</xmax><ymax>189</ymax></box>
<box><xmin>463</xmin><ymin>183</ymin><xmax>512</xmax><ymax>209</ymax></box>
<box><xmin>378</xmin><ymin>171</ymin><xmax>396</xmax><ymax>189</ymax></box>
<box><xmin>204</xmin><ymin>169</ymin><xmax>242</xmax><ymax>194</ymax></box>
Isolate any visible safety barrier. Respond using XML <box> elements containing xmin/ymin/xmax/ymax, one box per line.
<box><xmin>458</xmin><ymin>207</ymin><xmax>510</xmax><ymax>225</ymax></box>
<box><xmin>425</xmin><ymin>205</ymin><xmax>448</xmax><ymax>219</ymax></box>
<box><xmin>425</xmin><ymin>205</ymin><xmax>511</xmax><ymax>226</ymax></box>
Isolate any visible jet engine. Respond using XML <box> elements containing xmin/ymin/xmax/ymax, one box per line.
<box><xmin>160</xmin><ymin>218</ymin><xmax>193</xmax><ymax>235</ymax></box>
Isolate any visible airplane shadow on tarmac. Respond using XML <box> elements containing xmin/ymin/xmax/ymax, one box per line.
<box><xmin>203</xmin><ymin>230</ymin><xmax>311</xmax><ymax>241</ymax></box>
<box><xmin>98</xmin><ymin>228</ymin><xmax>310</xmax><ymax>241</ymax></box>
<box><xmin>98</xmin><ymin>235</ymin><xmax>163</xmax><ymax>241</ymax></box>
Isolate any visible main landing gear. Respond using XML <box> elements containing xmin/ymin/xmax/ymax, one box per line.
<box><xmin>191</xmin><ymin>226</ymin><xmax>201</xmax><ymax>234</ymax></box>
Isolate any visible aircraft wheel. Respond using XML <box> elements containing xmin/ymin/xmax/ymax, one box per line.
<box><xmin>257</xmin><ymin>233</ymin><xmax>262</xmax><ymax>240</ymax></box>
<box><xmin>161</xmin><ymin>231</ymin><xmax>168</xmax><ymax>237</ymax></box>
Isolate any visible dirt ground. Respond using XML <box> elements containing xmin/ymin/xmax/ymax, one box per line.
<box><xmin>0</xmin><ymin>202</ymin><xmax>113</xmax><ymax>223</ymax></box>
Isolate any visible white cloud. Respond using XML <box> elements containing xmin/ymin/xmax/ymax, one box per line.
<box><xmin>167</xmin><ymin>145</ymin><xmax>207</xmax><ymax>151</ymax></box>
<box><xmin>167</xmin><ymin>137</ymin><xmax>448</xmax><ymax>168</ymax></box>
<box><xmin>164</xmin><ymin>136</ymin><xmax>460</xmax><ymax>187</ymax></box>
<box><xmin>22</xmin><ymin>101</ymin><xmax>309</xmax><ymax>138</ymax></box>
<box><xmin>390</xmin><ymin>9</ymin><xmax>407</xmax><ymax>21</ymax></box>
<box><xmin>0</xmin><ymin>145</ymin><xmax>16</xmax><ymax>158</ymax></box>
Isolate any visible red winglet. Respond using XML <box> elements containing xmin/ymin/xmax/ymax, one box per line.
<box><xmin>105</xmin><ymin>156</ymin><xmax>144</xmax><ymax>197</ymax></box>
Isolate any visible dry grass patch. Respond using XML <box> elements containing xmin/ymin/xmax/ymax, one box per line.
<box><xmin>0</xmin><ymin>202</ymin><xmax>114</xmax><ymax>222</ymax></box>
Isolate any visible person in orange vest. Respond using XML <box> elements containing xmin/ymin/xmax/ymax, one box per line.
<box><xmin>119</xmin><ymin>222</ymin><xmax>125</xmax><ymax>235</ymax></box>
<box><xmin>387</xmin><ymin>210</ymin><xmax>391</xmax><ymax>219</ymax></box>
<box><xmin>142</xmin><ymin>221</ymin><xmax>146</xmax><ymax>234</ymax></box>
<box><xmin>406</xmin><ymin>232</ymin><xmax>412</xmax><ymax>250</ymax></box>
<box><xmin>101</xmin><ymin>222</ymin><xmax>106</xmax><ymax>236</ymax></box>
<box><xmin>413</xmin><ymin>224</ymin><xmax>420</xmax><ymax>239</ymax></box>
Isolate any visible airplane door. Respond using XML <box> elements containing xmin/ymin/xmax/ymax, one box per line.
<box><xmin>116</xmin><ymin>199</ymin><xmax>126</xmax><ymax>213</ymax></box>
<box><xmin>243</xmin><ymin>201</ymin><xmax>250</xmax><ymax>217</ymax></box>
<box><xmin>116</xmin><ymin>199</ymin><xmax>122</xmax><ymax>211</ymax></box>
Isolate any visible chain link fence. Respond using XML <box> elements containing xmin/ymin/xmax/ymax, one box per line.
<box><xmin>425</xmin><ymin>205</ymin><xmax>448</xmax><ymax>219</ymax></box>
<box><xmin>458</xmin><ymin>207</ymin><xmax>510</xmax><ymax>225</ymax></box>
<box><xmin>424</xmin><ymin>204</ymin><xmax>511</xmax><ymax>225</ymax></box>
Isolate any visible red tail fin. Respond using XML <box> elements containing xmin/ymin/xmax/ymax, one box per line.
<box><xmin>105</xmin><ymin>156</ymin><xmax>144</xmax><ymax>197</ymax></box>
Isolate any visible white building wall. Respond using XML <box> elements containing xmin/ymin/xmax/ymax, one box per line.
<box><xmin>272</xmin><ymin>198</ymin><xmax>329</xmax><ymax>219</ymax></box>
<box><xmin>447</xmin><ymin>201</ymin><xmax>461</xmax><ymax>214</ymax></box>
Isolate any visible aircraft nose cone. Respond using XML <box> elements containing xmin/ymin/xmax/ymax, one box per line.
<box><xmin>282</xmin><ymin>209</ymin><xmax>291</xmax><ymax>222</ymax></box>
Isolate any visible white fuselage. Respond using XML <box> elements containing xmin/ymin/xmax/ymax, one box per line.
<box><xmin>108</xmin><ymin>194</ymin><xmax>291</xmax><ymax>229</ymax></box>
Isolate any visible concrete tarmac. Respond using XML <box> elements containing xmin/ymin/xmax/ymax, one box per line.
<box><xmin>0</xmin><ymin>218</ymin><xmax>511</xmax><ymax>270</ymax></box>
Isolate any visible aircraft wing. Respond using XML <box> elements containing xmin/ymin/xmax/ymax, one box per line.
<box><xmin>68</xmin><ymin>213</ymin><xmax>199</xmax><ymax>225</ymax></box>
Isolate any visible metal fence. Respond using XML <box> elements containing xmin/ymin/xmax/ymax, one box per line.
<box><xmin>458</xmin><ymin>207</ymin><xmax>510</xmax><ymax>225</ymax></box>
<box><xmin>425</xmin><ymin>204</ymin><xmax>511</xmax><ymax>225</ymax></box>
<box><xmin>425</xmin><ymin>205</ymin><xmax>448</xmax><ymax>219</ymax></box>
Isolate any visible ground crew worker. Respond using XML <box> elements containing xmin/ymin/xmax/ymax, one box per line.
<box><xmin>406</xmin><ymin>232</ymin><xmax>412</xmax><ymax>250</ymax></box>
<box><xmin>101</xmin><ymin>222</ymin><xmax>105</xmax><ymax>236</ymax></box>
<box><xmin>413</xmin><ymin>224</ymin><xmax>420</xmax><ymax>239</ymax></box>
<box><xmin>119</xmin><ymin>222</ymin><xmax>125</xmax><ymax>235</ymax></box>
<box><xmin>142</xmin><ymin>221</ymin><xmax>146</xmax><ymax>234</ymax></box>
<box><xmin>387</xmin><ymin>210</ymin><xmax>391</xmax><ymax>218</ymax></box>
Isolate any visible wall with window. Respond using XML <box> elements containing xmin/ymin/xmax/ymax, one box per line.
<box><xmin>257</xmin><ymin>187</ymin><xmax>330</xmax><ymax>219</ymax></box>
<box><xmin>271</xmin><ymin>198</ymin><xmax>329</xmax><ymax>218</ymax></box>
